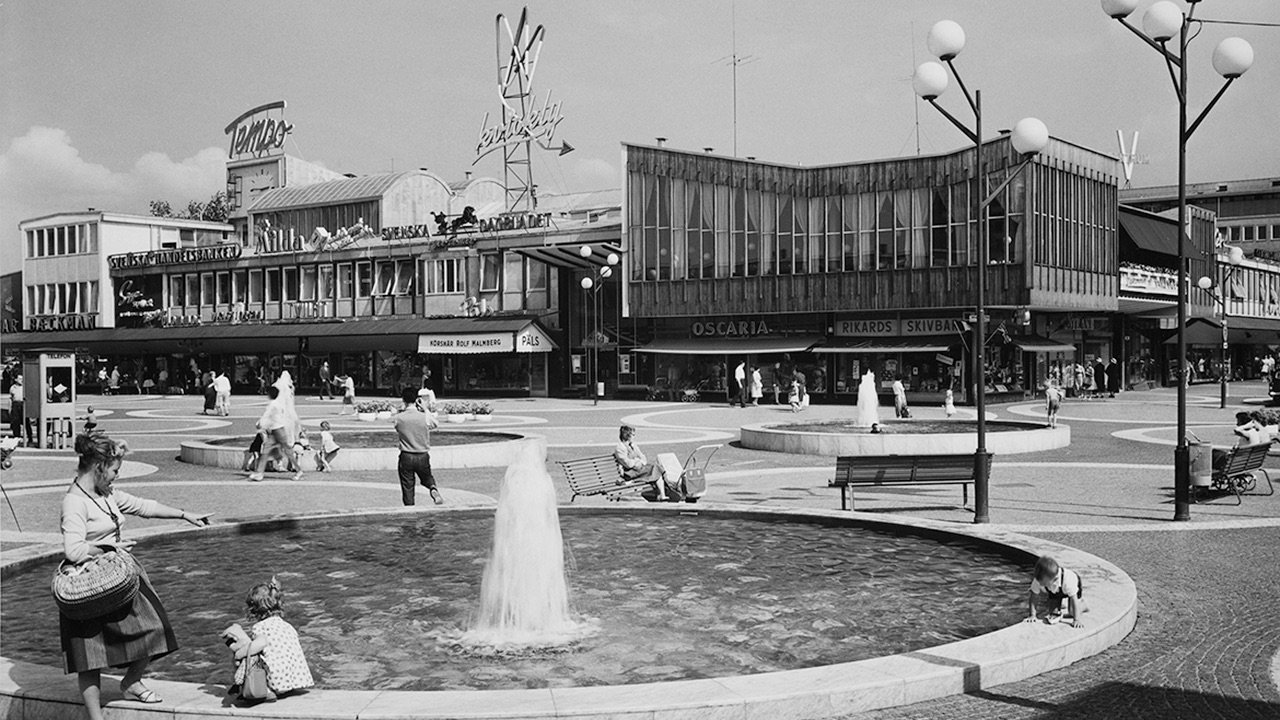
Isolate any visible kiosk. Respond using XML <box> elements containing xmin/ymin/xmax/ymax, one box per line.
<box><xmin>22</xmin><ymin>349</ymin><xmax>76</xmax><ymax>449</ymax></box>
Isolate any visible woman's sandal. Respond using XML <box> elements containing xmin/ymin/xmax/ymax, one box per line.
<box><xmin>122</xmin><ymin>685</ymin><xmax>163</xmax><ymax>704</ymax></box>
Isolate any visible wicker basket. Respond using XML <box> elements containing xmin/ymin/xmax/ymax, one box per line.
<box><xmin>51</xmin><ymin>550</ymin><xmax>141</xmax><ymax>620</ymax></box>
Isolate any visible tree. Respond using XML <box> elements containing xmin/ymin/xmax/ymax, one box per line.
<box><xmin>148</xmin><ymin>199</ymin><xmax>173</xmax><ymax>217</ymax></box>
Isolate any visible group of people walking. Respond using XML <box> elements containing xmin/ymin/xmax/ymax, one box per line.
<box><xmin>1048</xmin><ymin>358</ymin><xmax>1123</xmax><ymax>397</ymax></box>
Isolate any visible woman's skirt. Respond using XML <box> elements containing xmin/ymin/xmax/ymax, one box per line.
<box><xmin>60</xmin><ymin>565</ymin><xmax>178</xmax><ymax>674</ymax></box>
<box><xmin>203</xmin><ymin>388</ymin><xmax>217</xmax><ymax>411</ymax></box>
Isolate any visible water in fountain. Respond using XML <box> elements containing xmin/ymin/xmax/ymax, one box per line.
<box><xmin>855</xmin><ymin>370</ymin><xmax>880</xmax><ymax>427</ymax></box>
<box><xmin>458</xmin><ymin>442</ymin><xmax>597</xmax><ymax>651</ymax></box>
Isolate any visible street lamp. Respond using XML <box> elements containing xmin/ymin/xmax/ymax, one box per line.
<box><xmin>1101</xmin><ymin>0</ymin><xmax>1254</xmax><ymax>521</ymax></box>
<box><xmin>914</xmin><ymin>20</ymin><xmax>1049</xmax><ymax>524</ymax></box>
<box><xmin>1196</xmin><ymin>244</ymin><xmax>1245</xmax><ymax>408</ymax></box>
<box><xmin>579</xmin><ymin>246</ymin><xmax>619</xmax><ymax>406</ymax></box>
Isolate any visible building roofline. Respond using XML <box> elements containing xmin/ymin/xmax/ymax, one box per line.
<box><xmin>19</xmin><ymin>211</ymin><xmax>233</xmax><ymax>231</ymax></box>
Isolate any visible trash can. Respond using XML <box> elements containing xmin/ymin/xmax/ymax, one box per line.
<box><xmin>1188</xmin><ymin>441</ymin><xmax>1213</xmax><ymax>489</ymax></box>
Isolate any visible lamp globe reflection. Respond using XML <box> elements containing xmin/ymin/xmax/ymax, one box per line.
<box><xmin>1212</xmin><ymin>37</ymin><xmax>1254</xmax><ymax>78</ymax></box>
<box><xmin>578</xmin><ymin>245</ymin><xmax>592</xmax><ymax>258</ymax></box>
<box><xmin>927</xmin><ymin>20</ymin><xmax>966</xmax><ymax>60</ymax></box>
<box><xmin>912</xmin><ymin>62</ymin><xmax>950</xmax><ymax>100</ymax></box>
<box><xmin>1196</xmin><ymin>275</ymin><xmax>1214</xmax><ymax>291</ymax></box>
<box><xmin>580</xmin><ymin>277</ymin><xmax>593</xmax><ymax>290</ymax></box>
<box><xmin>1143</xmin><ymin>1</ymin><xmax>1183</xmax><ymax>42</ymax></box>
<box><xmin>1100</xmin><ymin>0</ymin><xmax>1140</xmax><ymax>19</ymax></box>
<box><xmin>1010</xmin><ymin>118</ymin><xmax>1050</xmax><ymax>156</ymax></box>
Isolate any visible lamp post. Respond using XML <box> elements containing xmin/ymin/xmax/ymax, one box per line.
<box><xmin>1101</xmin><ymin>0</ymin><xmax>1254</xmax><ymax>521</ymax></box>
<box><xmin>913</xmin><ymin>20</ymin><xmax>1049</xmax><ymax>524</ymax></box>
<box><xmin>579</xmin><ymin>246</ymin><xmax>620</xmax><ymax>406</ymax></box>
<box><xmin>1197</xmin><ymin>244</ymin><xmax>1245</xmax><ymax>408</ymax></box>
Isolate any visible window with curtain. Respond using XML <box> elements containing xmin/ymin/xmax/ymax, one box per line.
<box><xmin>826</xmin><ymin>196</ymin><xmax>841</xmax><ymax>272</ymax></box>
<box><xmin>894</xmin><ymin>189</ymin><xmax>911</xmax><ymax>269</ymax></box>
<box><xmin>931</xmin><ymin>189</ymin><xmax>950</xmax><ymax>267</ymax></box>
<box><xmin>672</xmin><ymin>177</ymin><xmax>686</xmax><ymax>279</ymax></box>
<box><xmin>395</xmin><ymin>259</ymin><xmax>415</xmax><ymax>294</ymax></box>
<box><xmin>747</xmin><ymin>188</ymin><xmax>761</xmax><ymax>276</ymax></box>
<box><xmin>425</xmin><ymin>258</ymin><xmax>463</xmax><ymax>294</ymax></box>
<box><xmin>911</xmin><ymin>188</ymin><xmax>929</xmax><ymax>268</ymax></box>
<box><xmin>876</xmin><ymin>193</ymin><xmax>894</xmax><ymax>271</ymax></box>
<box><xmin>300</xmin><ymin>267</ymin><xmax>317</xmax><ymax>301</ymax></box>
<box><xmin>234</xmin><ymin>270</ymin><xmax>248</xmax><ymax>303</ymax></box>
<box><xmin>318</xmin><ymin>266</ymin><xmax>334</xmax><ymax>300</ymax></box>
<box><xmin>793</xmin><ymin>196</ymin><xmax>808</xmax><ymax>274</ymax></box>
<box><xmin>951</xmin><ymin>181</ymin><xmax>970</xmax><ymax>266</ymax></box>
<box><xmin>842</xmin><ymin>194</ymin><xmax>857</xmax><ymax>271</ymax></box>
<box><xmin>731</xmin><ymin>186</ymin><xmax>746</xmax><ymax>277</ymax></box>
<box><xmin>186</xmin><ymin>274</ymin><xmax>199</xmax><ymax>306</ymax></box>
<box><xmin>777</xmin><ymin>194</ymin><xmax>793</xmax><ymax>275</ymax></box>
<box><xmin>216</xmin><ymin>272</ymin><xmax>231</xmax><ymax>304</ymax></box>
<box><xmin>715</xmin><ymin>184</ymin><xmax>730</xmax><ymax>278</ymax></box>
<box><xmin>337</xmin><ymin>264</ymin><xmax>353</xmax><ymax>299</ymax></box>
<box><xmin>761</xmin><ymin>191</ymin><xmax>776</xmax><ymax>276</ymax></box>
<box><xmin>170</xmin><ymin>276</ymin><xmax>185</xmax><ymax>307</ymax></box>
<box><xmin>480</xmin><ymin>253</ymin><xmax>500</xmax><ymax>291</ymax></box>
<box><xmin>355</xmin><ymin>262</ymin><xmax>372</xmax><ymax>298</ymax></box>
<box><xmin>526</xmin><ymin>258</ymin><xmax>546</xmax><ymax>291</ymax></box>
<box><xmin>248</xmin><ymin>270</ymin><xmax>263</xmax><ymax>303</ymax></box>
<box><xmin>201</xmin><ymin>273</ymin><xmax>216</xmax><ymax>306</ymax></box>
<box><xmin>685</xmin><ymin>182</ymin><xmax>701</xmax><ymax>280</ymax></box>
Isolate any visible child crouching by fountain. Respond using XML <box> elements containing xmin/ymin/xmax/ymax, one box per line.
<box><xmin>222</xmin><ymin>577</ymin><xmax>314</xmax><ymax>702</ymax></box>
<box><xmin>1023</xmin><ymin>555</ymin><xmax>1086</xmax><ymax>628</ymax></box>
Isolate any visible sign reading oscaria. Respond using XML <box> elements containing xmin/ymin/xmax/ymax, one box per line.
<box><xmin>691</xmin><ymin>319</ymin><xmax>772</xmax><ymax>337</ymax></box>
<box><xmin>225</xmin><ymin>101</ymin><xmax>294</xmax><ymax>161</ymax></box>
<box><xmin>109</xmin><ymin>245</ymin><xmax>242</xmax><ymax>270</ymax></box>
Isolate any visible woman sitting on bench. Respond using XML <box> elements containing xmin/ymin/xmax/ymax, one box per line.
<box><xmin>613</xmin><ymin>425</ymin><xmax>676</xmax><ymax>501</ymax></box>
<box><xmin>1213</xmin><ymin>411</ymin><xmax>1271</xmax><ymax>469</ymax></box>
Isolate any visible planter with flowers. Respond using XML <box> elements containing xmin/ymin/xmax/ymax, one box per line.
<box><xmin>473</xmin><ymin>402</ymin><xmax>493</xmax><ymax>422</ymax></box>
<box><xmin>442</xmin><ymin>401</ymin><xmax>469</xmax><ymax>423</ymax></box>
<box><xmin>355</xmin><ymin>401</ymin><xmax>380</xmax><ymax>422</ymax></box>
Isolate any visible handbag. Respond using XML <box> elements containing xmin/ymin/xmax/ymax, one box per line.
<box><xmin>51</xmin><ymin>549</ymin><xmax>141</xmax><ymax>620</ymax></box>
<box><xmin>237</xmin><ymin>657</ymin><xmax>273</xmax><ymax>702</ymax></box>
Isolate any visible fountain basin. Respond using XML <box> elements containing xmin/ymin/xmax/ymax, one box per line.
<box><xmin>180</xmin><ymin>432</ymin><xmax>543</xmax><ymax>470</ymax></box>
<box><xmin>0</xmin><ymin>505</ymin><xmax>1134</xmax><ymax>719</ymax></box>
<box><xmin>741</xmin><ymin>420</ymin><xmax>1069</xmax><ymax>456</ymax></box>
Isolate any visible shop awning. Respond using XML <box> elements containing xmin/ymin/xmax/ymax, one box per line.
<box><xmin>634</xmin><ymin>336</ymin><xmax>822</xmax><ymax>355</ymax></box>
<box><xmin>1008</xmin><ymin>335</ymin><xmax>1076</xmax><ymax>353</ymax></box>
<box><xmin>1118</xmin><ymin>295</ymin><xmax>1177</xmax><ymax>316</ymax></box>
<box><xmin>1120</xmin><ymin>210</ymin><xmax>1179</xmax><ymax>257</ymax></box>
<box><xmin>812</xmin><ymin>336</ymin><xmax>953</xmax><ymax>354</ymax></box>
<box><xmin>514</xmin><ymin>241</ymin><xmax>625</xmax><ymax>270</ymax></box>
<box><xmin>1163</xmin><ymin>319</ymin><xmax>1224</xmax><ymax>346</ymax></box>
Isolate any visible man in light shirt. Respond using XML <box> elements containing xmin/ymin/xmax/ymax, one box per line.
<box><xmin>395</xmin><ymin>387</ymin><xmax>442</xmax><ymax>505</ymax></box>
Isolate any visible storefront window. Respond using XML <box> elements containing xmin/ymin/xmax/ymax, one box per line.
<box><xmin>480</xmin><ymin>253</ymin><xmax>500</xmax><ymax>291</ymax></box>
<box><xmin>318</xmin><ymin>266</ymin><xmax>334</xmax><ymax>300</ymax></box>
<box><xmin>300</xmin><ymin>266</ymin><xmax>317</xmax><ymax>301</ymax></box>
<box><xmin>248</xmin><ymin>270</ymin><xmax>263</xmax><ymax>304</ymax></box>
<box><xmin>355</xmin><ymin>262</ymin><xmax>372</xmax><ymax>298</ymax></box>
<box><xmin>201</xmin><ymin>273</ymin><xmax>215</xmax><ymax>306</ymax></box>
<box><xmin>337</xmin><ymin>263</ymin><xmax>354</xmax><ymax>299</ymax></box>
<box><xmin>283</xmin><ymin>267</ymin><xmax>298</xmax><ymax>302</ymax></box>
<box><xmin>170</xmin><ymin>275</ymin><xmax>185</xmax><ymax>307</ymax></box>
<box><xmin>265</xmin><ymin>268</ymin><xmax>280</xmax><ymax>303</ymax></box>
<box><xmin>216</xmin><ymin>272</ymin><xmax>230</xmax><ymax>305</ymax></box>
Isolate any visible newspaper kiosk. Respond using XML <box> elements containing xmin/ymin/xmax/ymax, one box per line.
<box><xmin>22</xmin><ymin>349</ymin><xmax>76</xmax><ymax>449</ymax></box>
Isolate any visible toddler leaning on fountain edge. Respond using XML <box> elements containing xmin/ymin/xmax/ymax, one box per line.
<box><xmin>1023</xmin><ymin>555</ymin><xmax>1086</xmax><ymax>629</ymax></box>
<box><xmin>222</xmin><ymin>576</ymin><xmax>314</xmax><ymax>702</ymax></box>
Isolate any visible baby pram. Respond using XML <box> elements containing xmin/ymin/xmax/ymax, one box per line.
<box><xmin>642</xmin><ymin>444</ymin><xmax>721</xmax><ymax>503</ymax></box>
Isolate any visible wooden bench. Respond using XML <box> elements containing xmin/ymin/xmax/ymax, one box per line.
<box><xmin>1199</xmin><ymin>442</ymin><xmax>1275</xmax><ymax>505</ymax></box>
<box><xmin>828</xmin><ymin>453</ymin><xmax>993</xmax><ymax>511</ymax></box>
<box><xmin>557</xmin><ymin>455</ymin><xmax>652</xmax><ymax>502</ymax></box>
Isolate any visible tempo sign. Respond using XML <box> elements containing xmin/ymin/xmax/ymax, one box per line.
<box><xmin>225</xmin><ymin>101</ymin><xmax>294</xmax><ymax>161</ymax></box>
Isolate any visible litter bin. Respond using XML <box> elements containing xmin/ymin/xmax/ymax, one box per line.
<box><xmin>1188</xmin><ymin>441</ymin><xmax>1213</xmax><ymax>489</ymax></box>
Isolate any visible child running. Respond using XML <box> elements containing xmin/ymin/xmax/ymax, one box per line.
<box><xmin>222</xmin><ymin>577</ymin><xmax>314</xmax><ymax>701</ymax></box>
<box><xmin>1024</xmin><ymin>555</ymin><xmax>1086</xmax><ymax>628</ymax></box>
<box><xmin>316</xmin><ymin>421</ymin><xmax>340</xmax><ymax>472</ymax></box>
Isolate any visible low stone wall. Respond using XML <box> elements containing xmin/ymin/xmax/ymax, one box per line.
<box><xmin>740</xmin><ymin>422</ymin><xmax>1069</xmax><ymax>456</ymax></box>
<box><xmin>180</xmin><ymin>433</ymin><xmax>545</xmax><ymax>470</ymax></box>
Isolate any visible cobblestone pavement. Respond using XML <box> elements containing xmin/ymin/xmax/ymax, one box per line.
<box><xmin>2</xmin><ymin>382</ymin><xmax>1278</xmax><ymax>717</ymax></box>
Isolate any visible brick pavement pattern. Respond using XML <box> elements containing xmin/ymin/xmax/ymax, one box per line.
<box><xmin>2</xmin><ymin>383</ymin><xmax>1279</xmax><ymax>717</ymax></box>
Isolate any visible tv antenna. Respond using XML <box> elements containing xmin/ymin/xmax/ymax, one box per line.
<box><xmin>713</xmin><ymin>2</ymin><xmax>759</xmax><ymax>157</ymax></box>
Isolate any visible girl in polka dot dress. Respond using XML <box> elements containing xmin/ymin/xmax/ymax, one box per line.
<box><xmin>224</xmin><ymin>577</ymin><xmax>314</xmax><ymax>698</ymax></box>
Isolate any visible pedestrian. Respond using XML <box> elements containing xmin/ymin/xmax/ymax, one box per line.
<box><xmin>157</xmin><ymin>368</ymin><xmax>169</xmax><ymax>395</ymax></box>
<box><xmin>317</xmin><ymin>361</ymin><xmax>332</xmax><ymax>400</ymax></box>
<box><xmin>1093</xmin><ymin>358</ymin><xmax>1107</xmax><ymax>396</ymax></box>
<box><xmin>733</xmin><ymin>360</ymin><xmax>747</xmax><ymax>407</ymax></box>
<box><xmin>892</xmin><ymin>376</ymin><xmax>910</xmax><ymax>418</ymax></box>
<box><xmin>788</xmin><ymin>378</ymin><xmax>803</xmax><ymax>413</ymax></box>
<box><xmin>108</xmin><ymin>367</ymin><xmax>121</xmax><ymax>396</ymax></box>
<box><xmin>290</xmin><ymin>430</ymin><xmax>312</xmax><ymax>473</ymax></box>
<box><xmin>943</xmin><ymin>388</ymin><xmax>956</xmax><ymax>418</ymax></box>
<box><xmin>97</xmin><ymin>367</ymin><xmax>108</xmax><ymax>394</ymax></box>
<box><xmin>60</xmin><ymin>430</ymin><xmax>211</xmax><ymax>718</ymax></box>
<box><xmin>316</xmin><ymin>421</ymin><xmax>340</xmax><ymax>472</ymax></box>
<box><xmin>242</xmin><ymin>431</ymin><xmax>265</xmax><ymax>472</ymax></box>
<box><xmin>338</xmin><ymin>374</ymin><xmax>355</xmax><ymax>415</ymax></box>
<box><xmin>83</xmin><ymin>405</ymin><xmax>98</xmax><ymax>432</ymax></box>
<box><xmin>1045</xmin><ymin>381</ymin><xmax>1063</xmax><ymax>428</ymax></box>
<box><xmin>221</xmin><ymin>576</ymin><xmax>314</xmax><ymax>701</ymax></box>
<box><xmin>1106</xmin><ymin>358</ymin><xmax>1121</xmax><ymax>397</ymax></box>
<box><xmin>214</xmin><ymin>370</ymin><xmax>232</xmax><ymax>416</ymax></box>
<box><xmin>9</xmin><ymin>374</ymin><xmax>27</xmax><ymax>445</ymax></box>
<box><xmin>394</xmin><ymin>387</ymin><xmax>442</xmax><ymax>505</ymax></box>
<box><xmin>202</xmin><ymin>372</ymin><xmax>216</xmax><ymax>415</ymax></box>
<box><xmin>248</xmin><ymin>386</ymin><xmax>302</xmax><ymax>482</ymax></box>
<box><xmin>1023</xmin><ymin>555</ymin><xmax>1085</xmax><ymax>628</ymax></box>
<box><xmin>749</xmin><ymin>366</ymin><xmax>763</xmax><ymax>406</ymax></box>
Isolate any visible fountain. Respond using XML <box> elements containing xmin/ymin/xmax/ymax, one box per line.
<box><xmin>855</xmin><ymin>369</ymin><xmax>880</xmax><ymax>427</ymax></box>
<box><xmin>458</xmin><ymin>443</ymin><xmax>596</xmax><ymax>650</ymax></box>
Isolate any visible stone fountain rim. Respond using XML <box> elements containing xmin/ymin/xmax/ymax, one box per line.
<box><xmin>0</xmin><ymin>504</ymin><xmax>1136</xmax><ymax>720</ymax></box>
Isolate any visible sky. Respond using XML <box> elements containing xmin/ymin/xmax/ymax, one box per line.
<box><xmin>2</xmin><ymin>0</ymin><xmax>1278</xmax><ymax>262</ymax></box>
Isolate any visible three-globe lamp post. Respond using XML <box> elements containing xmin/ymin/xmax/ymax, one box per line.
<box><xmin>913</xmin><ymin>19</ymin><xmax>1050</xmax><ymax>524</ymax></box>
<box><xmin>1100</xmin><ymin>0</ymin><xmax>1254</xmax><ymax>520</ymax></box>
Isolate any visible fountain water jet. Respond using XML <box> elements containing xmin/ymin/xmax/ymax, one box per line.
<box><xmin>855</xmin><ymin>370</ymin><xmax>881</xmax><ymax>427</ymax></box>
<box><xmin>459</xmin><ymin>442</ymin><xmax>596</xmax><ymax>651</ymax></box>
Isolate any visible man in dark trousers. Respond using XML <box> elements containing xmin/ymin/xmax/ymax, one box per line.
<box><xmin>1093</xmin><ymin>359</ymin><xmax>1108</xmax><ymax>396</ymax></box>
<box><xmin>1106</xmin><ymin>358</ymin><xmax>1122</xmax><ymax>397</ymax></box>
<box><xmin>393</xmin><ymin>387</ymin><xmax>443</xmax><ymax>505</ymax></box>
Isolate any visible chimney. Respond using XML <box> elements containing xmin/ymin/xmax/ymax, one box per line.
<box><xmin>655</xmin><ymin>137</ymin><xmax>667</xmax><ymax>147</ymax></box>
<box><xmin>465</xmin><ymin>171</ymin><xmax>472</xmax><ymax>181</ymax></box>
<box><xmin>703</xmin><ymin>147</ymin><xmax>714</xmax><ymax>154</ymax></box>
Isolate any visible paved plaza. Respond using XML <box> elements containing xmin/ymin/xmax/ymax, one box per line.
<box><xmin>2</xmin><ymin>383</ymin><xmax>1279</xmax><ymax>718</ymax></box>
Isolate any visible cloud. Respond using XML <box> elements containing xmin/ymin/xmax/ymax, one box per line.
<box><xmin>570</xmin><ymin>157</ymin><xmax>617</xmax><ymax>189</ymax></box>
<box><xmin>0</xmin><ymin>126</ymin><xmax>226</xmax><ymax>238</ymax></box>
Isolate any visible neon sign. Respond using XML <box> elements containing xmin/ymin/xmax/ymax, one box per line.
<box><xmin>225</xmin><ymin>101</ymin><xmax>294</xmax><ymax>160</ymax></box>
<box><xmin>474</xmin><ymin>9</ymin><xmax>567</xmax><ymax>163</ymax></box>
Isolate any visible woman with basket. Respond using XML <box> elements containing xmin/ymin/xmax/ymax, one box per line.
<box><xmin>59</xmin><ymin>431</ymin><xmax>211</xmax><ymax>718</ymax></box>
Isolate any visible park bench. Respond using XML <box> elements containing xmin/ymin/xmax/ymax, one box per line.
<box><xmin>1197</xmin><ymin>442</ymin><xmax>1275</xmax><ymax>505</ymax></box>
<box><xmin>828</xmin><ymin>453</ymin><xmax>993</xmax><ymax>511</ymax></box>
<box><xmin>557</xmin><ymin>455</ymin><xmax>651</xmax><ymax>502</ymax></box>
